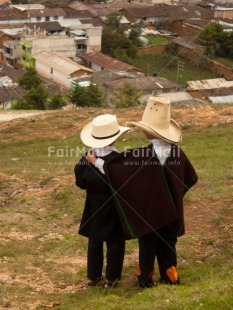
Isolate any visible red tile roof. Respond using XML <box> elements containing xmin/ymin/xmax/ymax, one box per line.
<box><xmin>79</xmin><ymin>52</ymin><xmax>144</xmax><ymax>73</ymax></box>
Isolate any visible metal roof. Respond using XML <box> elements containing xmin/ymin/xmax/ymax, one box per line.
<box><xmin>187</xmin><ymin>78</ymin><xmax>233</xmax><ymax>90</ymax></box>
<box><xmin>158</xmin><ymin>92</ymin><xmax>193</xmax><ymax>102</ymax></box>
<box><xmin>209</xmin><ymin>95</ymin><xmax>233</xmax><ymax>104</ymax></box>
<box><xmin>34</xmin><ymin>52</ymin><xmax>94</xmax><ymax>76</ymax></box>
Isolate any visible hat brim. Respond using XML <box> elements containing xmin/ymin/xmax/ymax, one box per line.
<box><xmin>81</xmin><ymin>121</ymin><xmax>130</xmax><ymax>148</ymax></box>
<box><xmin>126</xmin><ymin>119</ymin><xmax>182</xmax><ymax>144</ymax></box>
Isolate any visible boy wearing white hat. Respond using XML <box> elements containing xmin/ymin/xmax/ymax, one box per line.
<box><xmin>87</xmin><ymin>97</ymin><xmax>198</xmax><ymax>288</ymax></box>
<box><xmin>74</xmin><ymin>114</ymin><xmax>130</xmax><ymax>288</ymax></box>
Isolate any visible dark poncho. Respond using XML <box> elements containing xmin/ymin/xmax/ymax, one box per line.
<box><xmin>74</xmin><ymin>152</ymin><xmax>126</xmax><ymax>241</ymax></box>
<box><xmin>104</xmin><ymin>144</ymin><xmax>198</xmax><ymax>239</ymax></box>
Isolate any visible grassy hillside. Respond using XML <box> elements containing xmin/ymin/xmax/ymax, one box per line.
<box><xmin>0</xmin><ymin>105</ymin><xmax>232</xmax><ymax>309</ymax></box>
<box><xmin>128</xmin><ymin>54</ymin><xmax>219</xmax><ymax>85</ymax></box>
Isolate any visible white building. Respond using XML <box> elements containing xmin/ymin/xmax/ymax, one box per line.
<box><xmin>34</xmin><ymin>52</ymin><xmax>94</xmax><ymax>89</ymax></box>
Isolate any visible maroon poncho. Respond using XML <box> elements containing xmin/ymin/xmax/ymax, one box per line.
<box><xmin>104</xmin><ymin>144</ymin><xmax>198</xmax><ymax>239</ymax></box>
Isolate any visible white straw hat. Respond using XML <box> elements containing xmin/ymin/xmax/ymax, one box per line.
<box><xmin>126</xmin><ymin>96</ymin><xmax>182</xmax><ymax>143</ymax></box>
<box><xmin>81</xmin><ymin>114</ymin><xmax>130</xmax><ymax>148</ymax></box>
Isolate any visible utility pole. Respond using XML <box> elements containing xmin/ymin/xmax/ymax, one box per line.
<box><xmin>176</xmin><ymin>60</ymin><xmax>184</xmax><ymax>90</ymax></box>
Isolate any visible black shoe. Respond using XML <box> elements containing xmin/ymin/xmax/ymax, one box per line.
<box><xmin>135</xmin><ymin>278</ymin><xmax>154</xmax><ymax>288</ymax></box>
<box><xmin>87</xmin><ymin>276</ymin><xmax>103</xmax><ymax>286</ymax></box>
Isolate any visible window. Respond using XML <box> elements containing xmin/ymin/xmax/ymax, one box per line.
<box><xmin>50</xmin><ymin>68</ymin><xmax>53</xmax><ymax>74</ymax></box>
<box><xmin>36</xmin><ymin>17</ymin><xmax>41</xmax><ymax>21</ymax></box>
<box><xmin>45</xmin><ymin>16</ymin><xmax>50</xmax><ymax>21</ymax></box>
<box><xmin>54</xmin><ymin>16</ymin><xmax>58</xmax><ymax>20</ymax></box>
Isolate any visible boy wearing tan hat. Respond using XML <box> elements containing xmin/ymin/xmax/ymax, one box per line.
<box><xmin>87</xmin><ymin>97</ymin><xmax>198</xmax><ymax>288</ymax></box>
<box><xmin>74</xmin><ymin>114</ymin><xmax>130</xmax><ymax>288</ymax></box>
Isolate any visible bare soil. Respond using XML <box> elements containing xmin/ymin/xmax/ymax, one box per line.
<box><xmin>0</xmin><ymin>104</ymin><xmax>232</xmax><ymax>309</ymax></box>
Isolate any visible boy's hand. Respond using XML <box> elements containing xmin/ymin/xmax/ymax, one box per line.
<box><xmin>86</xmin><ymin>150</ymin><xmax>97</xmax><ymax>165</ymax></box>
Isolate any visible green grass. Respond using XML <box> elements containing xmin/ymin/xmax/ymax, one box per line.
<box><xmin>143</xmin><ymin>34</ymin><xmax>169</xmax><ymax>45</ymax></box>
<box><xmin>215</xmin><ymin>57</ymin><xmax>233</xmax><ymax>68</ymax></box>
<box><xmin>128</xmin><ymin>54</ymin><xmax>218</xmax><ymax>85</ymax></box>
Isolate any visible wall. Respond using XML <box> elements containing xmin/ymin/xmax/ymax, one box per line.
<box><xmin>214</xmin><ymin>10</ymin><xmax>233</xmax><ymax>19</ymax></box>
<box><xmin>0</xmin><ymin>34</ymin><xmax>13</xmax><ymax>48</ymax></box>
<box><xmin>169</xmin><ymin>20</ymin><xmax>201</xmax><ymax>37</ymax></box>
<box><xmin>32</xmin><ymin>36</ymin><xmax>76</xmax><ymax>58</ymax></box>
<box><xmin>86</xmin><ymin>27</ymin><xmax>102</xmax><ymax>52</ymax></box>
<box><xmin>137</xmin><ymin>44</ymin><xmax>167</xmax><ymax>56</ymax></box>
<box><xmin>90</xmin><ymin>63</ymin><xmax>102</xmax><ymax>71</ymax></box>
<box><xmin>35</xmin><ymin>61</ymin><xmax>71</xmax><ymax>88</ymax></box>
<box><xmin>176</xmin><ymin>48</ymin><xmax>233</xmax><ymax>80</ymax></box>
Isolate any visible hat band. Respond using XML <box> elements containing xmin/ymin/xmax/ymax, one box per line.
<box><xmin>92</xmin><ymin>130</ymin><xmax>120</xmax><ymax>140</ymax></box>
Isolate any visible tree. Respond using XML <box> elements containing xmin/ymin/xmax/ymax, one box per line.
<box><xmin>14</xmin><ymin>85</ymin><xmax>48</xmax><ymax>110</ymax></box>
<box><xmin>47</xmin><ymin>93</ymin><xmax>66</xmax><ymax>110</ymax></box>
<box><xmin>69</xmin><ymin>83</ymin><xmax>104</xmax><ymax>107</ymax></box>
<box><xmin>111</xmin><ymin>81</ymin><xmax>143</xmax><ymax>108</ymax></box>
<box><xmin>196</xmin><ymin>22</ymin><xmax>225</xmax><ymax>58</ymax></box>
<box><xmin>69</xmin><ymin>84</ymin><xmax>89</xmax><ymax>107</ymax></box>
<box><xmin>19</xmin><ymin>69</ymin><xmax>42</xmax><ymax>90</ymax></box>
<box><xmin>101</xmin><ymin>14</ymin><xmax>143</xmax><ymax>59</ymax></box>
<box><xmin>87</xmin><ymin>83</ymin><xmax>104</xmax><ymax>107</ymax></box>
<box><xmin>103</xmin><ymin>13</ymin><xmax>123</xmax><ymax>32</ymax></box>
<box><xmin>128</xmin><ymin>21</ymin><xmax>144</xmax><ymax>47</ymax></box>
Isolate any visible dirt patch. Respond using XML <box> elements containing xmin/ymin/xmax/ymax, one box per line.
<box><xmin>0</xmin><ymin>111</ymin><xmax>46</xmax><ymax>122</ymax></box>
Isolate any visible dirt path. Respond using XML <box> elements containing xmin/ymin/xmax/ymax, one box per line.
<box><xmin>0</xmin><ymin>111</ymin><xmax>46</xmax><ymax>122</ymax></box>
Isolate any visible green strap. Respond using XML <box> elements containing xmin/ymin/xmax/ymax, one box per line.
<box><xmin>185</xmin><ymin>172</ymin><xmax>197</xmax><ymax>189</ymax></box>
<box><xmin>111</xmin><ymin>187</ymin><xmax>135</xmax><ymax>239</ymax></box>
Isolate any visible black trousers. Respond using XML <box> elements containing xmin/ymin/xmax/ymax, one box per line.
<box><xmin>138</xmin><ymin>226</ymin><xmax>177</xmax><ymax>286</ymax></box>
<box><xmin>87</xmin><ymin>238</ymin><xmax>125</xmax><ymax>281</ymax></box>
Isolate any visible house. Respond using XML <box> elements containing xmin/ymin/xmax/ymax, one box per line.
<box><xmin>27</xmin><ymin>8</ymin><xmax>66</xmax><ymax>23</ymax></box>
<box><xmin>26</xmin><ymin>21</ymin><xmax>64</xmax><ymax>34</ymax></box>
<box><xmin>157</xmin><ymin>91</ymin><xmax>205</xmax><ymax>105</ymax></box>
<box><xmin>62</xmin><ymin>7</ymin><xmax>94</xmax><ymax>22</ymax></box>
<box><xmin>0</xmin><ymin>7</ymin><xmax>29</xmax><ymax>24</ymax></box>
<box><xmin>103</xmin><ymin>76</ymin><xmax>178</xmax><ymax>103</ymax></box>
<box><xmin>198</xmin><ymin>87</ymin><xmax>233</xmax><ymax>103</ymax></box>
<box><xmin>18</xmin><ymin>24</ymin><xmax>102</xmax><ymax>69</ymax></box>
<box><xmin>34</xmin><ymin>52</ymin><xmax>94</xmax><ymax>89</ymax></box>
<box><xmin>2</xmin><ymin>40</ymin><xmax>20</xmax><ymax>67</ymax></box>
<box><xmin>120</xmin><ymin>4</ymin><xmax>213</xmax><ymax>33</ymax></box>
<box><xmin>19</xmin><ymin>32</ymin><xmax>76</xmax><ymax>69</ymax></box>
<box><xmin>0</xmin><ymin>85</ymin><xmax>24</xmax><ymax>109</ymax></box>
<box><xmin>211</xmin><ymin>3</ymin><xmax>233</xmax><ymax>20</ymax></box>
<box><xmin>187</xmin><ymin>78</ymin><xmax>233</xmax><ymax>90</ymax></box>
<box><xmin>0</xmin><ymin>31</ymin><xmax>15</xmax><ymax>61</ymax></box>
<box><xmin>10</xmin><ymin>4</ymin><xmax>45</xmax><ymax>11</ymax></box>
<box><xmin>0</xmin><ymin>69</ymin><xmax>25</xmax><ymax>109</ymax></box>
<box><xmin>186</xmin><ymin>78</ymin><xmax>233</xmax><ymax>103</ymax></box>
<box><xmin>70</xmin><ymin>0</ymin><xmax>139</xmax><ymax>20</ymax></box>
<box><xmin>79</xmin><ymin>52</ymin><xmax>144</xmax><ymax>75</ymax></box>
<box><xmin>120</xmin><ymin>6</ymin><xmax>167</xmax><ymax>24</ymax></box>
<box><xmin>172</xmin><ymin>36</ymin><xmax>205</xmax><ymax>56</ymax></box>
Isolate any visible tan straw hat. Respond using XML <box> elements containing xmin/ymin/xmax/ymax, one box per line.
<box><xmin>81</xmin><ymin>114</ymin><xmax>130</xmax><ymax>148</ymax></box>
<box><xmin>126</xmin><ymin>96</ymin><xmax>182</xmax><ymax>143</ymax></box>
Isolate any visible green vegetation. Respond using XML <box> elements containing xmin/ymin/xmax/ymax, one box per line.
<box><xmin>101</xmin><ymin>13</ymin><xmax>143</xmax><ymax>61</ymax></box>
<box><xmin>111</xmin><ymin>81</ymin><xmax>143</xmax><ymax>108</ymax></box>
<box><xmin>128</xmin><ymin>54</ymin><xmax>218</xmax><ymax>84</ymax></box>
<box><xmin>196</xmin><ymin>22</ymin><xmax>233</xmax><ymax>59</ymax></box>
<box><xmin>143</xmin><ymin>34</ymin><xmax>169</xmax><ymax>45</ymax></box>
<box><xmin>69</xmin><ymin>83</ymin><xmax>104</xmax><ymax>107</ymax></box>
